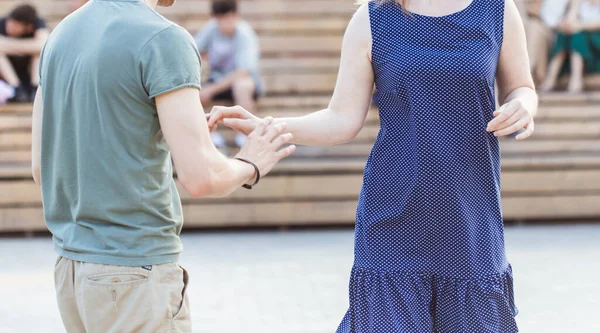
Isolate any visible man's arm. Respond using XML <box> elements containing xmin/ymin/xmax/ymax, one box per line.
<box><xmin>0</xmin><ymin>28</ymin><xmax>49</xmax><ymax>55</ymax></box>
<box><xmin>31</xmin><ymin>88</ymin><xmax>42</xmax><ymax>184</ymax></box>
<box><xmin>156</xmin><ymin>87</ymin><xmax>295</xmax><ymax>197</ymax></box>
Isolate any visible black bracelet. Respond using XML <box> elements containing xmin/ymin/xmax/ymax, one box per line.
<box><xmin>235</xmin><ymin>158</ymin><xmax>260</xmax><ymax>189</ymax></box>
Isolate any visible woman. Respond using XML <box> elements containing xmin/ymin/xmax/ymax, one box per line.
<box><xmin>541</xmin><ymin>0</ymin><xmax>600</xmax><ymax>93</ymax></box>
<box><xmin>208</xmin><ymin>0</ymin><xmax>537</xmax><ymax>331</ymax></box>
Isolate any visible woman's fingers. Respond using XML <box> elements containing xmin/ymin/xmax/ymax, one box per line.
<box><xmin>492</xmin><ymin>110</ymin><xmax>522</xmax><ymax>131</ymax></box>
<box><xmin>487</xmin><ymin>100</ymin><xmax>535</xmax><ymax>139</ymax></box>
<box><xmin>487</xmin><ymin>100</ymin><xmax>520</xmax><ymax>132</ymax></box>
<box><xmin>222</xmin><ymin>118</ymin><xmax>254</xmax><ymax>135</ymax></box>
<box><xmin>493</xmin><ymin>118</ymin><xmax>528</xmax><ymax>137</ymax></box>
<box><xmin>493</xmin><ymin>107</ymin><xmax>532</xmax><ymax>135</ymax></box>
<box><xmin>515</xmin><ymin>121</ymin><xmax>535</xmax><ymax>140</ymax></box>
<box><xmin>208</xmin><ymin>105</ymin><xmax>249</xmax><ymax>128</ymax></box>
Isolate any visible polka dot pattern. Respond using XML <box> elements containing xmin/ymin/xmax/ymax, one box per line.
<box><xmin>336</xmin><ymin>0</ymin><xmax>519</xmax><ymax>332</ymax></box>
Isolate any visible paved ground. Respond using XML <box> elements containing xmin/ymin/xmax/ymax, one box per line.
<box><xmin>0</xmin><ymin>224</ymin><xmax>599</xmax><ymax>333</ymax></box>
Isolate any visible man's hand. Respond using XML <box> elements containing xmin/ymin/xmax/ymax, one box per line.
<box><xmin>207</xmin><ymin>105</ymin><xmax>261</xmax><ymax>134</ymax></box>
<box><xmin>487</xmin><ymin>99</ymin><xmax>535</xmax><ymax>140</ymax></box>
<box><xmin>237</xmin><ymin>117</ymin><xmax>296</xmax><ymax>177</ymax></box>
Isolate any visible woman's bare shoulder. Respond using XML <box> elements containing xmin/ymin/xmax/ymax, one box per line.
<box><xmin>345</xmin><ymin>3</ymin><xmax>372</xmax><ymax>52</ymax></box>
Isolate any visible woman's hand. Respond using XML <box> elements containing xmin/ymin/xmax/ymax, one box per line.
<box><xmin>486</xmin><ymin>99</ymin><xmax>535</xmax><ymax>140</ymax></box>
<box><xmin>206</xmin><ymin>105</ymin><xmax>261</xmax><ymax>134</ymax></box>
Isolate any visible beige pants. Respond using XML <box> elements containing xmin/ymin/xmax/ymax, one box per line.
<box><xmin>54</xmin><ymin>256</ymin><xmax>191</xmax><ymax>333</ymax></box>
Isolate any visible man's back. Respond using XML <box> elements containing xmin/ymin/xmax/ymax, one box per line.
<box><xmin>35</xmin><ymin>1</ymin><xmax>294</xmax><ymax>331</ymax></box>
<box><xmin>39</xmin><ymin>0</ymin><xmax>201</xmax><ymax>266</ymax></box>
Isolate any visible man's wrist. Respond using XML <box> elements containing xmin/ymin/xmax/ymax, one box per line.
<box><xmin>233</xmin><ymin>157</ymin><xmax>257</xmax><ymax>186</ymax></box>
<box><xmin>234</xmin><ymin>157</ymin><xmax>260</xmax><ymax>189</ymax></box>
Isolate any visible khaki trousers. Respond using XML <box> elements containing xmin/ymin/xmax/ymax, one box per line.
<box><xmin>54</xmin><ymin>256</ymin><xmax>191</xmax><ymax>333</ymax></box>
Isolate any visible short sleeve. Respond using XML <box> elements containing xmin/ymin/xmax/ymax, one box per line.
<box><xmin>234</xmin><ymin>26</ymin><xmax>260</xmax><ymax>73</ymax></box>
<box><xmin>38</xmin><ymin>42</ymin><xmax>46</xmax><ymax>86</ymax></box>
<box><xmin>139</xmin><ymin>25</ymin><xmax>202</xmax><ymax>99</ymax></box>
<box><xmin>195</xmin><ymin>20</ymin><xmax>217</xmax><ymax>53</ymax></box>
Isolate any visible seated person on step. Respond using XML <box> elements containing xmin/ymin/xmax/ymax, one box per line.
<box><xmin>523</xmin><ymin>0</ymin><xmax>563</xmax><ymax>84</ymax></box>
<box><xmin>541</xmin><ymin>0</ymin><xmax>600</xmax><ymax>93</ymax></box>
<box><xmin>0</xmin><ymin>4</ymin><xmax>48</xmax><ymax>102</ymax></box>
<box><xmin>195</xmin><ymin>0</ymin><xmax>263</xmax><ymax>148</ymax></box>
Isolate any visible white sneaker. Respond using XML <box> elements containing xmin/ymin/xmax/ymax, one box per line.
<box><xmin>235</xmin><ymin>133</ymin><xmax>247</xmax><ymax>147</ymax></box>
<box><xmin>211</xmin><ymin>132</ymin><xmax>226</xmax><ymax>148</ymax></box>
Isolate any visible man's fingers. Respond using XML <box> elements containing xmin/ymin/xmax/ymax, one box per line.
<box><xmin>515</xmin><ymin>122</ymin><xmax>534</xmax><ymax>140</ymax></box>
<box><xmin>251</xmin><ymin>116</ymin><xmax>273</xmax><ymax>136</ymax></box>
<box><xmin>487</xmin><ymin>101</ymin><xmax>519</xmax><ymax>131</ymax></box>
<box><xmin>275</xmin><ymin>144</ymin><xmax>297</xmax><ymax>160</ymax></box>
<box><xmin>264</xmin><ymin>123</ymin><xmax>288</xmax><ymax>142</ymax></box>
<box><xmin>272</xmin><ymin>133</ymin><xmax>294</xmax><ymax>147</ymax></box>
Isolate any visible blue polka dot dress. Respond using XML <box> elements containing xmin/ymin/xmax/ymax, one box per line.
<box><xmin>336</xmin><ymin>1</ymin><xmax>519</xmax><ymax>332</ymax></box>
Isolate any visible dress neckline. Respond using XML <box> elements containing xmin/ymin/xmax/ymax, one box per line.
<box><xmin>402</xmin><ymin>0</ymin><xmax>476</xmax><ymax>19</ymax></box>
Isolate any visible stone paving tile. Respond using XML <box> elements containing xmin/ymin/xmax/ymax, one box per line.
<box><xmin>0</xmin><ymin>224</ymin><xmax>599</xmax><ymax>333</ymax></box>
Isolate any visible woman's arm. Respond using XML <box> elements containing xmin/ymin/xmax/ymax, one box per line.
<box><xmin>488</xmin><ymin>0</ymin><xmax>538</xmax><ymax>140</ymax></box>
<box><xmin>208</xmin><ymin>4</ymin><xmax>375</xmax><ymax>146</ymax></box>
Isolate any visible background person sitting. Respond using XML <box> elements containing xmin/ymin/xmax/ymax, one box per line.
<box><xmin>525</xmin><ymin>0</ymin><xmax>568</xmax><ymax>84</ymax></box>
<box><xmin>0</xmin><ymin>4</ymin><xmax>48</xmax><ymax>102</ymax></box>
<box><xmin>541</xmin><ymin>0</ymin><xmax>600</xmax><ymax>93</ymax></box>
<box><xmin>195</xmin><ymin>0</ymin><xmax>263</xmax><ymax>148</ymax></box>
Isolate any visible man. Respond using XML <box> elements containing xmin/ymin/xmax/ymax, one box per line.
<box><xmin>195</xmin><ymin>0</ymin><xmax>262</xmax><ymax>148</ymax></box>
<box><xmin>32</xmin><ymin>0</ymin><xmax>294</xmax><ymax>331</ymax></box>
<box><xmin>0</xmin><ymin>4</ymin><xmax>48</xmax><ymax>102</ymax></box>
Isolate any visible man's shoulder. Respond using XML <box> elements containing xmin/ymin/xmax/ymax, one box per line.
<box><xmin>144</xmin><ymin>23</ymin><xmax>195</xmax><ymax>50</ymax></box>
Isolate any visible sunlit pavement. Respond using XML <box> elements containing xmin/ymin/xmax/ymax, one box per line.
<box><xmin>1</xmin><ymin>224</ymin><xmax>599</xmax><ymax>333</ymax></box>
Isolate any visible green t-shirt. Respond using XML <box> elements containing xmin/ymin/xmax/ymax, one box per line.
<box><xmin>39</xmin><ymin>0</ymin><xmax>201</xmax><ymax>266</ymax></box>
